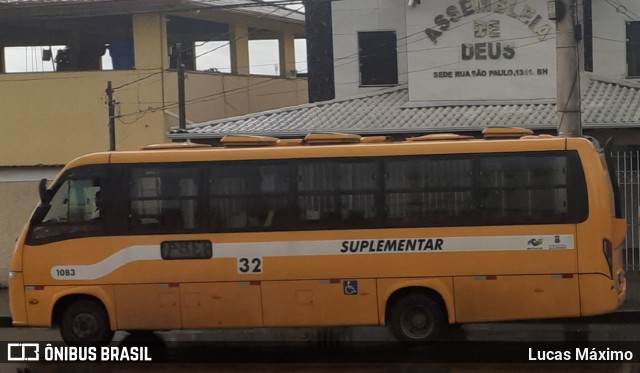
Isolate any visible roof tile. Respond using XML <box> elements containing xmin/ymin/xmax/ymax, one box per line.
<box><xmin>170</xmin><ymin>76</ymin><xmax>640</xmax><ymax>139</ymax></box>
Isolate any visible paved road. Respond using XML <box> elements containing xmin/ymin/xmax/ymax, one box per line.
<box><xmin>2</xmin><ymin>271</ymin><xmax>640</xmax><ymax>372</ymax></box>
<box><xmin>3</xmin><ymin>316</ymin><xmax>640</xmax><ymax>373</ymax></box>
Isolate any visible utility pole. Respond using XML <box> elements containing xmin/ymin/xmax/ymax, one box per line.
<box><xmin>106</xmin><ymin>81</ymin><xmax>116</xmax><ymax>151</ymax></box>
<box><xmin>552</xmin><ymin>0</ymin><xmax>582</xmax><ymax>137</ymax></box>
<box><xmin>176</xmin><ymin>43</ymin><xmax>187</xmax><ymax>130</ymax></box>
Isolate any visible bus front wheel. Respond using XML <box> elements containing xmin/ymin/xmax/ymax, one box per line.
<box><xmin>389</xmin><ymin>293</ymin><xmax>445</xmax><ymax>343</ymax></box>
<box><xmin>60</xmin><ymin>299</ymin><xmax>114</xmax><ymax>345</ymax></box>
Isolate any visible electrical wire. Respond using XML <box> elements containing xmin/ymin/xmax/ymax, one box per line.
<box><xmin>331</xmin><ymin>0</ymin><xmax>533</xmax><ymax>70</ymax></box>
<box><xmin>109</xmin><ymin>0</ymin><xmax>299</xmax><ymax>91</ymax></box>
<box><xmin>115</xmin><ymin>33</ymin><xmax>557</xmax><ymax>120</ymax></box>
<box><xmin>112</xmin><ymin>71</ymin><xmax>165</xmax><ymax>90</ymax></box>
<box><xmin>114</xmin><ymin>0</ymin><xmax>560</xmax><ymax>124</ymax></box>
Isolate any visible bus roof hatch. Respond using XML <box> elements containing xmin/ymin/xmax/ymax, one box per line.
<box><xmin>482</xmin><ymin>127</ymin><xmax>534</xmax><ymax>139</ymax></box>
<box><xmin>407</xmin><ymin>134</ymin><xmax>474</xmax><ymax>142</ymax></box>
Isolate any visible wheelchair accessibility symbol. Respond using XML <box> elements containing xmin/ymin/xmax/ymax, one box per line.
<box><xmin>343</xmin><ymin>280</ymin><xmax>358</xmax><ymax>295</ymax></box>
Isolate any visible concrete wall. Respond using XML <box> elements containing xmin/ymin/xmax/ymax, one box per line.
<box><xmin>163</xmin><ymin>71</ymin><xmax>308</xmax><ymax>125</ymax></box>
<box><xmin>0</xmin><ymin>70</ymin><xmax>167</xmax><ymax>165</ymax></box>
<box><xmin>0</xmin><ymin>181</ymin><xmax>40</xmax><ymax>285</ymax></box>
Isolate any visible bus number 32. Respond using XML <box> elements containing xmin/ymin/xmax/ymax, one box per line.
<box><xmin>238</xmin><ymin>257</ymin><xmax>262</xmax><ymax>273</ymax></box>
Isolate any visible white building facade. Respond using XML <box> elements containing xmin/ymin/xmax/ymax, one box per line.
<box><xmin>332</xmin><ymin>0</ymin><xmax>640</xmax><ymax>103</ymax></box>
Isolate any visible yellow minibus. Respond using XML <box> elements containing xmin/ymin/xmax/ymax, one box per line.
<box><xmin>8</xmin><ymin>129</ymin><xmax>626</xmax><ymax>344</ymax></box>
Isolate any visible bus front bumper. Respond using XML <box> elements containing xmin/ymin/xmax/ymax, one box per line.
<box><xmin>8</xmin><ymin>271</ymin><xmax>27</xmax><ymax>326</ymax></box>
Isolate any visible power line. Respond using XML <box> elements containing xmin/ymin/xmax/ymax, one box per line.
<box><xmin>115</xmin><ymin>33</ymin><xmax>556</xmax><ymax>121</ymax></box>
<box><xmin>192</xmin><ymin>3</ymin><xmax>298</xmax><ymax>60</ymax></box>
<box><xmin>603</xmin><ymin>0</ymin><xmax>640</xmax><ymax>21</ymax></box>
<box><xmin>109</xmin><ymin>0</ymin><xmax>299</xmax><ymax>92</ymax></box>
<box><xmin>115</xmin><ymin>0</ymin><xmax>529</xmax><ymax>92</ymax></box>
<box><xmin>114</xmin><ymin>0</ymin><xmax>554</xmax><ymax>121</ymax></box>
<box><xmin>116</xmin><ymin>75</ymin><xmax>284</xmax><ymax>120</ymax></box>
<box><xmin>335</xmin><ymin>32</ymin><xmax>556</xmax><ymax>86</ymax></box>
<box><xmin>134</xmin><ymin>33</ymin><xmax>557</xmax><ymax>106</ymax></box>
<box><xmin>112</xmin><ymin>71</ymin><xmax>165</xmax><ymax>90</ymax></box>
<box><xmin>77</xmin><ymin>0</ymin><xmax>542</xmax><ymax>91</ymax></box>
<box><xmin>331</xmin><ymin>0</ymin><xmax>532</xmax><ymax>70</ymax></box>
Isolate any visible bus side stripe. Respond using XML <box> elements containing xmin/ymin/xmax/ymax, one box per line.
<box><xmin>49</xmin><ymin>235</ymin><xmax>574</xmax><ymax>281</ymax></box>
<box><xmin>50</xmin><ymin>245</ymin><xmax>160</xmax><ymax>280</ymax></box>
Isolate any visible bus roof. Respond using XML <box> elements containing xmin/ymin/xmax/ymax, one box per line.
<box><xmin>62</xmin><ymin>130</ymin><xmax>598</xmax><ymax>170</ymax></box>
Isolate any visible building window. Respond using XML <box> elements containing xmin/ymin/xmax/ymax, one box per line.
<box><xmin>583</xmin><ymin>0</ymin><xmax>593</xmax><ymax>72</ymax></box>
<box><xmin>358</xmin><ymin>31</ymin><xmax>398</xmax><ymax>86</ymax></box>
<box><xmin>1</xmin><ymin>15</ymin><xmax>133</xmax><ymax>73</ymax></box>
<box><xmin>627</xmin><ymin>21</ymin><xmax>640</xmax><ymax>77</ymax></box>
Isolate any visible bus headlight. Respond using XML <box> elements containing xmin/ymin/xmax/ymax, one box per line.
<box><xmin>8</xmin><ymin>271</ymin><xmax>15</xmax><ymax>280</ymax></box>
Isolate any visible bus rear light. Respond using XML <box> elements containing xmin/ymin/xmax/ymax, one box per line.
<box><xmin>603</xmin><ymin>239</ymin><xmax>613</xmax><ymax>277</ymax></box>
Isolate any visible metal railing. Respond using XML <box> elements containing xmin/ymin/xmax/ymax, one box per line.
<box><xmin>612</xmin><ymin>150</ymin><xmax>640</xmax><ymax>271</ymax></box>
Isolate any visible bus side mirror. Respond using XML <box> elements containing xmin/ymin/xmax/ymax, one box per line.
<box><xmin>39</xmin><ymin>178</ymin><xmax>52</xmax><ymax>204</ymax></box>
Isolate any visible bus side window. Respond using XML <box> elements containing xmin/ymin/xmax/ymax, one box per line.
<box><xmin>384</xmin><ymin>157</ymin><xmax>474</xmax><ymax>227</ymax></box>
<box><xmin>209</xmin><ymin>162</ymin><xmax>289</xmax><ymax>232</ymax></box>
<box><xmin>129</xmin><ymin>167</ymin><xmax>199</xmax><ymax>234</ymax></box>
<box><xmin>296</xmin><ymin>160</ymin><xmax>377</xmax><ymax>229</ymax></box>
<box><xmin>478</xmin><ymin>154</ymin><xmax>573</xmax><ymax>224</ymax></box>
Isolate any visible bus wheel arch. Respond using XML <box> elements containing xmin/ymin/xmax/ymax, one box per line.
<box><xmin>385</xmin><ymin>287</ymin><xmax>448</xmax><ymax>343</ymax></box>
<box><xmin>53</xmin><ymin>295</ymin><xmax>114</xmax><ymax>345</ymax></box>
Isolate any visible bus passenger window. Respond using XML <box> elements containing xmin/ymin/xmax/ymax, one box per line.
<box><xmin>129</xmin><ymin>167</ymin><xmax>199</xmax><ymax>233</ymax></box>
<box><xmin>479</xmin><ymin>154</ymin><xmax>572</xmax><ymax>224</ymax></box>
<box><xmin>209</xmin><ymin>162</ymin><xmax>289</xmax><ymax>232</ymax></box>
<box><xmin>297</xmin><ymin>160</ymin><xmax>377</xmax><ymax>229</ymax></box>
<box><xmin>384</xmin><ymin>157</ymin><xmax>474</xmax><ymax>227</ymax></box>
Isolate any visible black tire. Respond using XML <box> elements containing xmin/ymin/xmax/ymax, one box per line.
<box><xmin>60</xmin><ymin>300</ymin><xmax>114</xmax><ymax>345</ymax></box>
<box><xmin>389</xmin><ymin>293</ymin><xmax>445</xmax><ymax>344</ymax></box>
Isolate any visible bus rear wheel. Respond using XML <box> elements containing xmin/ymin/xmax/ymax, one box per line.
<box><xmin>389</xmin><ymin>293</ymin><xmax>445</xmax><ymax>343</ymax></box>
<box><xmin>60</xmin><ymin>300</ymin><xmax>114</xmax><ymax>345</ymax></box>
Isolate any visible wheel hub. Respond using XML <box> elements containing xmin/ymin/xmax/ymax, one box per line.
<box><xmin>73</xmin><ymin>313</ymin><xmax>97</xmax><ymax>339</ymax></box>
<box><xmin>400</xmin><ymin>306</ymin><xmax>433</xmax><ymax>339</ymax></box>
